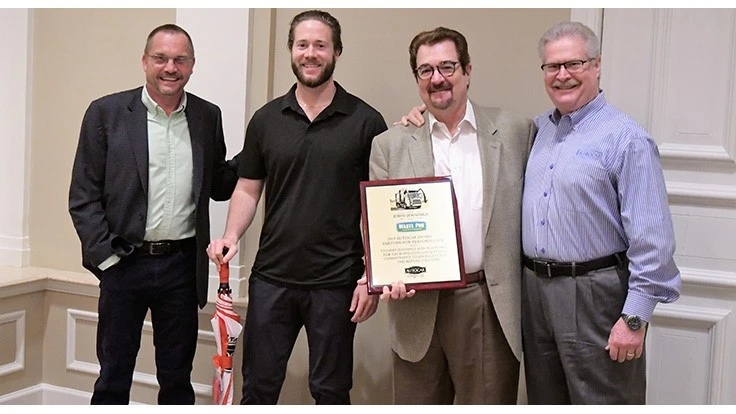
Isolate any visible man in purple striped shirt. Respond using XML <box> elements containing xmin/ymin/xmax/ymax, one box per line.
<box><xmin>520</xmin><ymin>21</ymin><xmax>681</xmax><ymax>404</ymax></box>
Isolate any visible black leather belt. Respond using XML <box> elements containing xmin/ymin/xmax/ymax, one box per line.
<box><xmin>136</xmin><ymin>238</ymin><xmax>195</xmax><ymax>256</ymax></box>
<box><xmin>523</xmin><ymin>251</ymin><xmax>626</xmax><ymax>278</ymax></box>
<box><xmin>465</xmin><ymin>270</ymin><xmax>485</xmax><ymax>285</ymax></box>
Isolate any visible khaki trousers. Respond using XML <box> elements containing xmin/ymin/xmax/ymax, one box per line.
<box><xmin>393</xmin><ymin>283</ymin><xmax>519</xmax><ymax>404</ymax></box>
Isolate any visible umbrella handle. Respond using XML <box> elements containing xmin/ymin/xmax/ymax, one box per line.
<box><xmin>218</xmin><ymin>247</ymin><xmax>231</xmax><ymax>294</ymax></box>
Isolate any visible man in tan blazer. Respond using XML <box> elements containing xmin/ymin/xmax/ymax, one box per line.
<box><xmin>368</xmin><ymin>27</ymin><xmax>534</xmax><ymax>404</ymax></box>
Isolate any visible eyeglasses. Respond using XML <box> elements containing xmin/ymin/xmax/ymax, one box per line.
<box><xmin>540</xmin><ymin>58</ymin><xmax>596</xmax><ymax>74</ymax></box>
<box><xmin>414</xmin><ymin>61</ymin><xmax>460</xmax><ymax>80</ymax></box>
<box><xmin>146</xmin><ymin>54</ymin><xmax>194</xmax><ymax>67</ymax></box>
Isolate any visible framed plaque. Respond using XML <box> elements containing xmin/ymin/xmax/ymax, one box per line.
<box><xmin>360</xmin><ymin>176</ymin><xmax>466</xmax><ymax>294</ymax></box>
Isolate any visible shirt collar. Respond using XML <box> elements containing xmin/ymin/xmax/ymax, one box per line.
<box><xmin>281</xmin><ymin>81</ymin><xmax>351</xmax><ymax>117</ymax></box>
<box><xmin>141</xmin><ymin>86</ymin><xmax>187</xmax><ymax>115</ymax></box>
<box><xmin>428</xmin><ymin>99</ymin><xmax>476</xmax><ymax>134</ymax></box>
<box><xmin>550</xmin><ymin>90</ymin><xmax>606</xmax><ymax>126</ymax></box>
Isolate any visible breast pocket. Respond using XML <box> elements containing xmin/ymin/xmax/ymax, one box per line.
<box><xmin>558</xmin><ymin>162</ymin><xmax>610</xmax><ymax>213</ymax></box>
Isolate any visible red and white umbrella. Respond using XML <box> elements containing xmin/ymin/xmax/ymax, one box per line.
<box><xmin>211</xmin><ymin>259</ymin><xmax>243</xmax><ymax>405</ymax></box>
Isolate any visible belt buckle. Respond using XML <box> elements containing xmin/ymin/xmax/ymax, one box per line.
<box><xmin>532</xmin><ymin>260</ymin><xmax>554</xmax><ymax>278</ymax></box>
<box><xmin>148</xmin><ymin>241</ymin><xmax>168</xmax><ymax>255</ymax></box>
<box><xmin>545</xmin><ymin>262</ymin><xmax>553</xmax><ymax>278</ymax></box>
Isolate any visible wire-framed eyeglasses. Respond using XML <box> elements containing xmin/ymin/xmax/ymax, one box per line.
<box><xmin>540</xmin><ymin>58</ymin><xmax>596</xmax><ymax>74</ymax></box>
<box><xmin>146</xmin><ymin>54</ymin><xmax>194</xmax><ymax>67</ymax></box>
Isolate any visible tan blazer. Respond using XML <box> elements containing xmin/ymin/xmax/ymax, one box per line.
<box><xmin>368</xmin><ymin>102</ymin><xmax>534</xmax><ymax>362</ymax></box>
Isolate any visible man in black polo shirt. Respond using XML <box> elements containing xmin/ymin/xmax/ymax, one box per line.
<box><xmin>207</xmin><ymin>10</ymin><xmax>387</xmax><ymax>404</ymax></box>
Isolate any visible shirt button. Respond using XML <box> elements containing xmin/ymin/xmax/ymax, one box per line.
<box><xmin>543</xmin><ymin>192</ymin><xmax>548</xmax><ymax>197</ymax></box>
<box><xmin>541</xmin><ymin>248</ymin><xmax>546</xmax><ymax>254</ymax></box>
<box><xmin>549</xmin><ymin>164</ymin><xmax>554</xmax><ymax>169</ymax></box>
<box><xmin>540</xmin><ymin>220</ymin><xmax>545</xmax><ymax>225</ymax></box>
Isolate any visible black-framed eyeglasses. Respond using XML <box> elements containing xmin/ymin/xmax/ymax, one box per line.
<box><xmin>540</xmin><ymin>57</ymin><xmax>596</xmax><ymax>74</ymax></box>
<box><xmin>146</xmin><ymin>54</ymin><xmax>194</xmax><ymax>67</ymax></box>
<box><xmin>414</xmin><ymin>61</ymin><xmax>460</xmax><ymax>80</ymax></box>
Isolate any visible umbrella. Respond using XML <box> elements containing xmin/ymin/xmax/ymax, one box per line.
<box><xmin>211</xmin><ymin>252</ymin><xmax>243</xmax><ymax>405</ymax></box>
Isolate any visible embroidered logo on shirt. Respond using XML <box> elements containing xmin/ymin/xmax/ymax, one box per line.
<box><xmin>575</xmin><ymin>148</ymin><xmax>603</xmax><ymax>161</ymax></box>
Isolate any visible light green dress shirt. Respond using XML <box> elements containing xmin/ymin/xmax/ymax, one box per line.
<box><xmin>98</xmin><ymin>86</ymin><xmax>195</xmax><ymax>270</ymax></box>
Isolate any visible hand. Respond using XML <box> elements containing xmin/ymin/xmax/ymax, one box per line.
<box><xmin>393</xmin><ymin>104</ymin><xmax>427</xmax><ymax>127</ymax></box>
<box><xmin>206</xmin><ymin>238</ymin><xmax>238</xmax><ymax>267</ymax></box>
<box><xmin>604</xmin><ymin>317</ymin><xmax>646</xmax><ymax>363</ymax></box>
<box><xmin>350</xmin><ymin>276</ymin><xmax>379</xmax><ymax>323</ymax></box>
<box><xmin>379</xmin><ymin>280</ymin><xmax>416</xmax><ymax>302</ymax></box>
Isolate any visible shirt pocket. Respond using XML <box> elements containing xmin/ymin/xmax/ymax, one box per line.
<box><xmin>558</xmin><ymin>162</ymin><xmax>609</xmax><ymax>213</ymax></box>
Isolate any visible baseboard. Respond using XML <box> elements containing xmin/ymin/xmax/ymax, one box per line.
<box><xmin>0</xmin><ymin>383</ymin><xmax>130</xmax><ymax>405</ymax></box>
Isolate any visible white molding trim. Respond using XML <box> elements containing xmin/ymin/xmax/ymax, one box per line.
<box><xmin>680</xmin><ymin>267</ymin><xmax>736</xmax><ymax>290</ymax></box>
<box><xmin>45</xmin><ymin>277</ymin><xmax>100</xmax><ymax>298</ymax></box>
<box><xmin>0</xmin><ymin>383</ymin><xmax>97</xmax><ymax>405</ymax></box>
<box><xmin>0</xmin><ymin>235</ymin><xmax>30</xmax><ymax>267</ymax></box>
<box><xmin>65</xmin><ymin>309</ymin><xmax>99</xmax><ymax>378</ymax></box>
<box><xmin>0</xmin><ymin>383</ymin><xmax>44</xmax><ymax>404</ymax></box>
<box><xmin>667</xmin><ymin>181</ymin><xmax>736</xmax><ymax>206</ymax></box>
<box><xmin>728</xmin><ymin>11</ymin><xmax>736</xmax><ymax>164</ymax></box>
<box><xmin>65</xmin><ymin>309</ymin><xmax>216</xmax><ymax>398</ymax></box>
<box><xmin>659</xmin><ymin>143</ymin><xmax>734</xmax><ymax>163</ymax></box>
<box><xmin>652</xmin><ymin>304</ymin><xmax>731</xmax><ymax>403</ymax></box>
<box><xmin>647</xmin><ymin>9</ymin><xmax>671</xmax><ymax>149</ymax></box>
<box><xmin>0</xmin><ymin>310</ymin><xmax>25</xmax><ymax>376</ymax></box>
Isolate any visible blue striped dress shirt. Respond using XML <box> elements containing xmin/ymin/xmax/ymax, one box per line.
<box><xmin>521</xmin><ymin>92</ymin><xmax>680</xmax><ymax>321</ymax></box>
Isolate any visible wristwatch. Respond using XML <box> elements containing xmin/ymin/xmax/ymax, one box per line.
<box><xmin>621</xmin><ymin>314</ymin><xmax>647</xmax><ymax>331</ymax></box>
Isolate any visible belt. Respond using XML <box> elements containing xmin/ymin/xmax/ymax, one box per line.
<box><xmin>465</xmin><ymin>270</ymin><xmax>485</xmax><ymax>285</ymax></box>
<box><xmin>523</xmin><ymin>251</ymin><xmax>626</xmax><ymax>278</ymax></box>
<box><xmin>136</xmin><ymin>238</ymin><xmax>195</xmax><ymax>256</ymax></box>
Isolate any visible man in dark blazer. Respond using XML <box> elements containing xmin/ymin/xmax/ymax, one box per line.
<box><xmin>371</xmin><ymin>27</ymin><xmax>534</xmax><ymax>404</ymax></box>
<box><xmin>68</xmin><ymin>24</ymin><xmax>238</xmax><ymax>404</ymax></box>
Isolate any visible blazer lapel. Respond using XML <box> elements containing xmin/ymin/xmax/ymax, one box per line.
<box><xmin>408</xmin><ymin>113</ymin><xmax>436</xmax><ymax>177</ymax></box>
<box><xmin>126</xmin><ymin>92</ymin><xmax>149</xmax><ymax>194</ymax></box>
<box><xmin>185</xmin><ymin>94</ymin><xmax>205</xmax><ymax>204</ymax></box>
<box><xmin>474</xmin><ymin>104</ymin><xmax>501</xmax><ymax>236</ymax></box>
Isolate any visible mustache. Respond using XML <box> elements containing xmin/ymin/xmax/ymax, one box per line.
<box><xmin>428</xmin><ymin>83</ymin><xmax>452</xmax><ymax>93</ymax></box>
<box><xmin>552</xmin><ymin>80</ymin><xmax>579</xmax><ymax>89</ymax></box>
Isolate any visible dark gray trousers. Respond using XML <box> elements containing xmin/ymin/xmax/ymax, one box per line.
<box><xmin>521</xmin><ymin>265</ymin><xmax>646</xmax><ymax>404</ymax></box>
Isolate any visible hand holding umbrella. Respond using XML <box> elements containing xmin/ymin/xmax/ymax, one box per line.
<box><xmin>211</xmin><ymin>247</ymin><xmax>243</xmax><ymax>405</ymax></box>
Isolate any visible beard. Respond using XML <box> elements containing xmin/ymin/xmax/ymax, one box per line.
<box><xmin>292</xmin><ymin>57</ymin><xmax>336</xmax><ymax>88</ymax></box>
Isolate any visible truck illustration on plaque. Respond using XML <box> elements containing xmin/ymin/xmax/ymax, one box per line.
<box><xmin>393</xmin><ymin>188</ymin><xmax>427</xmax><ymax>210</ymax></box>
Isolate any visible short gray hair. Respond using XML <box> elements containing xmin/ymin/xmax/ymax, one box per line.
<box><xmin>538</xmin><ymin>21</ymin><xmax>600</xmax><ymax>61</ymax></box>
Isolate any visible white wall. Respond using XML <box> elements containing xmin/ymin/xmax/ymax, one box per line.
<box><xmin>0</xmin><ymin>9</ymin><xmax>32</xmax><ymax>267</ymax></box>
<box><xmin>176</xmin><ymin>9</ymin><xmax>252</xmax><ymax>298</ymax></box>
<box><xmin>602</xmin><ymin>8</ymin><xmax>736</xmax><ymax>404</ymax></box>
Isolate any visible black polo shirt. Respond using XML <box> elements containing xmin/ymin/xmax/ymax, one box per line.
<box><xmin>239</xmin><ymin>82</ymin><xmax>387</xmax><ymax>288</ymax></box>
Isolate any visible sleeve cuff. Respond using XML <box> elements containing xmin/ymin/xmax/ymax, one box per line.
<box><xmin>622</xmin><ymin>291</ymin><xmax>658</xmax><ymax>323</ymax></box>
<box><xmin>98</xmin><ymin>254</ymin><xmax>121</xmax><ymax>271</ymax></box>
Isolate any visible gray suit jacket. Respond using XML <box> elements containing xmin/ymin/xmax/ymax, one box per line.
<box><xmin>369</xmin><ymin>102</ymin><xmax>534</xmax><ymax>362</ymax></box>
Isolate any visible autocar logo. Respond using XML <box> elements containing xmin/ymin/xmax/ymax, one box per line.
<box><xmin>404</xmin><ymin>266</ymin><xmax>426</xmax><ymax>274</ymax></box>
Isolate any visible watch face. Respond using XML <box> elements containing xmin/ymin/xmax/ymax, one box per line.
<box><xmin>625</xmin><ymin>315</ymin><xmax>642</xmax><ymax>331</ymax></box>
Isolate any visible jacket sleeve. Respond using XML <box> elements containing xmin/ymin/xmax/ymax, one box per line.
<box><xmin>209</xmin><ymin>105</ymin><xmax>239</xmax><ymax>201</ymax></box>
<box><xmin>68</xmin><ymin>101</ymin><xmax>130</xmax><ymax>270</ymax></box>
